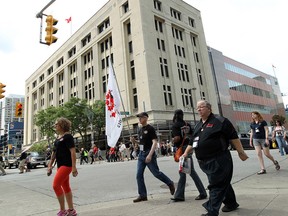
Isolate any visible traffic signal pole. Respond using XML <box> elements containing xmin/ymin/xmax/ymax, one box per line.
<box><xmin>36</xmin><ymin>0</ymin><xmax>57</xmax><ymax>45</ymax></box>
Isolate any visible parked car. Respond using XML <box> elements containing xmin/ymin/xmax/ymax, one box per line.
<box><xmin>5</xmin><ymin>155</ymin><xmax>19</xmax><ymax>169</ymax></box>
<box><xmin>26</xmin><ymin>152</ymin><xmax>47</xmax><ymax>169</ymax></box>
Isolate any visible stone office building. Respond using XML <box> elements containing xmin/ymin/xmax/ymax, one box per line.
<box><xmin>24</xmin><ymin>0</ymin><xmax>218</xmax><ymax>146</ymax></box>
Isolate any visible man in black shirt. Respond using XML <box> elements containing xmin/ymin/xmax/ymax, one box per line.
<box><xmin>130</xmin><ymin>112</ymin><xmax>175</xmax><ymax>203</ymax></box>
<box><xmin>183</xmin><ymin>100</ymin><xmax>248</xmax><ymax>216</ymax></box>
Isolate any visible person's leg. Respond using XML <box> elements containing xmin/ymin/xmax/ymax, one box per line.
<box><xmin>254</xmin><ymin>144</ymin><xmax>265</xmax><ymax>170</ymax></box>
<box><xmin>200</xmin><ymin>151</ymin><xmax>235</xmax><ymax>216</ymax></box>
<box><xmin>173</xmin><ymin>171</ymin><xmax>186</xmax><ymax>200</ymax></box>
<box><xmin>0</xmin><ymin>163</ymin><xmax>6</xmax><ymax>174</ymax></box>
<box><xmin>189</xmin><ymin>155</ymin><xmax>207</xmax><ymax>197</ymax></box>
<box><xmin>53</xmin><ymin>166</ymin><xmax>72</xmax><ymax>211</ymax></box>
<box><xmin>275</xmin><ymin>137</ymin><xmax>285</xmax><ymax>156</ymax></box>
<box><xmin>262</xmin><ymin>147</ymin><xmax>280</xmax><ymax>170</ymax></box>
<box><xmin>147</xmin><ymin>152</ymin><xmax>174</xmax><ymax>187</ymax></box>
<box><xmin>136</xmin><ymin>152</ymin><xmax>147</xmax><ymax>197</ymax></box>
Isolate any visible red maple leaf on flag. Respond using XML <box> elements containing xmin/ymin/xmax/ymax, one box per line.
<box><xmin>106</xmin><ymin>90</ymin><xmax>116</xmax><ymax>117</ymax></box>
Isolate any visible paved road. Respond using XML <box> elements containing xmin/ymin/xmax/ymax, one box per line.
<box><xmin>0</xmin><ymin>149</ymin><xmax>287</xmax><ymax>216</ymax></box>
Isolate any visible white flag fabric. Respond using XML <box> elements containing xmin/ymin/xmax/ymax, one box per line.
<box><xmin>105</xmin><ymin>60</ymin><xmax>123</xmax><ymax>147</ymax></box>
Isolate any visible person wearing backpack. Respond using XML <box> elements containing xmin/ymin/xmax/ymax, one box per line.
<box><xmin>171</xmin><ymin>109</ymin><xmax>207</xmax><ymax>202</ymax></box>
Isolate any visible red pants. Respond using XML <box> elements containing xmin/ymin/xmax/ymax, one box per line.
<box><xmin>53</xmin><ymin>166</ymin><xmax>72</xmax><ymax>197</ymax></box>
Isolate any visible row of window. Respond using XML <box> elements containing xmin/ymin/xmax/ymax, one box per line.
<box><xmin>228</xmin><ymin>80</ymin><xmax>274</xmax><ymax>99</ymax></box>
<box><xmin>225</xmin><ymin>62</ymin><xmax>271</xmax><ymax>85</ymax></box>
<box><xmin>153</xmin><ymin>0</ymin><xmax>195</xmax><ymax>28</ymax></box>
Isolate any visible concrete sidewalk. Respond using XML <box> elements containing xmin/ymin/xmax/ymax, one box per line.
<box><xmin>53</xmin><ymin>157</ymin><xmax>288</xmax><ymax>216</ymax></box>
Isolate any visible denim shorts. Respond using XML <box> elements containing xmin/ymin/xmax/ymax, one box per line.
<box><xmin>253</xmin><ymin>139</ymin><xmax>268</xmax><ymax>148</ymax></box>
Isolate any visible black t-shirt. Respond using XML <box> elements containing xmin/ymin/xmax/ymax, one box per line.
<box><xmin>138</xmin><ymin>124</ymin><xmax>157</xmax><ymax>151</ymax></box>
<box><xmin>53</xmin><ymin>133</ymin><xmax>75</xmax><ymax>168</ymax></box>
<box><xmin>171</xmin><ymin>120</ymin><xmax>192</xmax><ymax>148</ymax></box>
<box><xmin>190</xmin><ymin>114</ymin><xmax>238</xmax><ymax>160</ymax></box>
<box><xmin>19</xmin><ymin>152</ymin><xmax>27</xmax><ymax>160</ymax></box>
<box><xmin>250</xmin><ymin>120</ymin><xmax>267</xmax><ymax>139</ymax></box>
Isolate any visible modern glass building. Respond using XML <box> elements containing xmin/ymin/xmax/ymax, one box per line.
<box><xmin>208</xmin><ymin>47</ymin><xmax>285</xmax><ymax>133</ymax></box>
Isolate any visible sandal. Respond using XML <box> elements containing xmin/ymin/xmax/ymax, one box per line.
<box><xmin>274</xmin><ymin>160</ymin><xmax>280</xmax><ymax>170</ymax></box>
<box><xmin>257</xmin><ymin>169</ymin><xmax>266</xmax><ymax>175</ymax></box>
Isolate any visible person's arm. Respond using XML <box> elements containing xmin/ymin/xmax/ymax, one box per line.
<box><xmin>145</xmin><ymin>139</ymin><xmax>157</xmax><ymax>163</ymax></box>
<box><xmin>182</xmin><ymin>145</ymin><xmax>193</xmax><ymax>158</ymax></box>
<box><xmin>47</xmin><ymin>151</ymin><xmax>56</xmax><ymax>175</ymax></box>
<box><xmin>249</xmin><ymin>130</ymin><xmax>254</xmax><ymax>147</ymax></box>
<box><xmin>70</xmin><ymin>147</ymin><xmax>78</xmax><ymax>177</ymax></box>
<box><xmin>230</xmin><ymin>139</ymin><xmax>249</xmax><ymax>161</ymax></box>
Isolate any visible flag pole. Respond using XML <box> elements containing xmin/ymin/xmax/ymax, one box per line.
<box><xmin>109</xmin><ymin>59</ymin><xmax>132</xmax><ymax>137</ymax></box>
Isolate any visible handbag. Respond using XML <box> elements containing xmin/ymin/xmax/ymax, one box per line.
<box><xmin>174</xmin><ymin>122</ymin><xmax>188</xmax><ymax>162</ymax></box>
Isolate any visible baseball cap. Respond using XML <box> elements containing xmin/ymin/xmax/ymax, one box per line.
<box><xmin>136</xmin><ymin>112</ymin><xmax>149</xmax><ymax>118</ymax></box>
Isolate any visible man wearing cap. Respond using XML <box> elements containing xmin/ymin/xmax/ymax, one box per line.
<box><xmin>171</xmin><ymin>109</ymin><xmax>207</xmax><ymax>202</ymax></box>
<box><xmin>130</xmin><ymin>112</ymin><xmax>175</xmax><ymax>203</ymax></box>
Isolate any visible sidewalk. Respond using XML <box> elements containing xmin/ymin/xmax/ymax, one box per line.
<box><xmin>66</xmin><ymin>157</ymin><xmax>288</xmax><ymax>216</ymax></box>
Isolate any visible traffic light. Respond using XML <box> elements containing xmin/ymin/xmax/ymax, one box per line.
<box><xmin>15</xmin><ymin>102</ymin><xmax>23</xmax><ymax>118</ymax></box>
<box><xmin>0</xmin><ymin>82</ymin><xmax>6</xmax><ymax>99</ymax></box>
<box><xmin>45</xmin><ymin>15</ymin><xmax>58</xmax><ymax>45</ymax></box>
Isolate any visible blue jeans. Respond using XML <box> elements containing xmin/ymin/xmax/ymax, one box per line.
<box><xmin>275</xmin><ymin>136</ymin><xmax>288</xmax><ymax>156</ymax></box>
<box><xmin>136</xmin><ymin>150</ymin><xmax>173</xmax><ymax>197</ymax></box>
<box><xmin>198</xmin><ymin>150</ymin><xmax>237</xmax><ymax>216</ymax></box>
<box><xmin>174</xmin><ymin>154</ymin><xmax>207</xmax><ymax>200</ymax></box>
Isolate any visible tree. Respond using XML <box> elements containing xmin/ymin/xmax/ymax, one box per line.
<box><xmin>92</xmin><ymin>100</ymin><xmax>106</xmax><ymax>145</ymax></box>
<box><xmin>34</xmin><ymin>106</ymin><xmax>60</xmax><ymax>147</ymax></box>
<box><xmin>270</xmin><ymin>114</ymin><xmax>286</xmax><ymax>126</ymax></box>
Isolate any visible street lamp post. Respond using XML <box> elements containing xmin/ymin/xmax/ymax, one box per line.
<box><xmin>75</xmin><ymin>104</ymin><xmax>96</xmax><ymax>147</ymax></box>
<box><xmin>190</xmin><ymin>88</ymin><xmax>197</xmax><ymax>126</ymax></box>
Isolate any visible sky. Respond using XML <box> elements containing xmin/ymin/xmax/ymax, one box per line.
<box><xmin>1</xmin><ymin>0</ymin><xmax>287</xmax><ymax>107</ymax></box>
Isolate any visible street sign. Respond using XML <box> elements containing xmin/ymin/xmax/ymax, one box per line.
<box><xmin>120</xmin><ymin>111</ymin><xmax>130</xmax><ymax>115</ymax></box>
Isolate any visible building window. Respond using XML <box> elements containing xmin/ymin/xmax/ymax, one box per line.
<box><xmin>85</xmin><ymin>82</ymin><xmax>95</xmax><ymax>100</ymax></box>
<box><xmin>128</xmin><ymin>41</ymin><xmax>133</xmax><ymax>53</ymax></box>
<box><xmin>81</xmin><ymin>33</ymin><xmax>91</xmax><ymax>47</ymax></box>
<box><xmin>68</xmin><ymin>46</ymin><xmax>76</xmax><ymax>58</ymax></box>
<box><xmin>32</xmin><ymin>81</ymin><xmax>37</xmax><ymax>88</ymax></box>
<box><xmin>159</xmin><ymin>57</ymin><xmax>169</xmax><ymax>77</ymax></box>
<box><xmin>57</xmin><ymin>57</ymin><xmax>64</xmax><ymax>68</ymax></box>
<box><xmin>123</xmin><ymin>2</ymin><xmax>129</xmax><ymax>13</ymax></box>
<box><xmin>154</xmin><ymin>18</ymin><xmax>163</xmax><ymax>33</ymax></box>
<box><xmin>154</xmin><ymin>0</ymin><xmax>162</xmax><ymax>11</ymax></box>
<box><xmin>157</xmin><ymin>38</ymin><xmax>165</xmax><ymax>51</ymax></box>
<box><xmin>194</xmin><ymin>52</ymin><xmax>199</xmax><ymax>62</ymax></box>
<box><xmin>39</xmin><ymin>74</ymin><xmax>44</xmax><ymax>83</ymax></box>
<box><xmin>163</xmin><ymin>85</ymin><xmax>173</xmax><ymax>105</ymax></box>
<box><xmin>47</xmin><ymin>66</ymin><xmax>53</xmax><ymax>76</ymax></box>
<box><xmin>98</xmin><ymin>18</ymin><xmax>110</xmax><ymax>34</ymax></box>
<box><xmin>188</xmin><ymin>17</ymin><xmax>195</xmax><ymax>28</ymax></box>
<box><xmin>197</xmin><ymin>69</ymin><xmax>203</xmax><ymax>85</ymax></box>
<box><xmin>131</xmin><ymin>60</ymin><xmax>135</xmax><ymax>80</ymax></box>
<box><xmin>170</xmin><ymin>8</ymin><xmax>181</xmax><ymax>21</ymax></box>
<box><xmin>127</xmin><ymin>22</ymin><xmax>131</xmax><ymax>35</ymax></box>
<box><xmin>133</xmin><ymin>88</ymin><xmax>138</xmax><ymax>109</ymax></box>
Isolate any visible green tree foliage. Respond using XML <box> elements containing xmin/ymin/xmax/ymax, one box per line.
<box><xmin>34</xmin><ymin>98</ymin><xmax>106</xmax><ymax>151</ymax></box>
<box><xmin>34</xmin><ymin>106</ymin><xmax>60</xmax><ymax>147</ymax></box>
<box><xmin>29</xmin><ymin>141</ymin><xmax>49</xmax><ymax>155</ymax></box>
<box><xmin>271</xmin><ymin>114</ymin><xmax>286</xmax><ymax>126</ymax></box>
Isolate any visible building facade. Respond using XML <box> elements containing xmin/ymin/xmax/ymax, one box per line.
<box><xmin>208</xmin><ymin>47</ymin><xmax>286</xmax><ymax>133</ymax></box>
<box><xmin>24</xmin><ymin>0</ymin><xmax>218</xmax><ymax>146</ymax></box>
<box><xmin>0</xmin><ymin>95</ymin><xmax>24</xmax><ymax>153</ymax></box>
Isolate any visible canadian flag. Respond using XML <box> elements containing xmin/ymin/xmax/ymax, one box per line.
<box><xmin>105</xmin><ymin>59</ymin><xmax>123</xmax><ymax>147</ymax></box>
